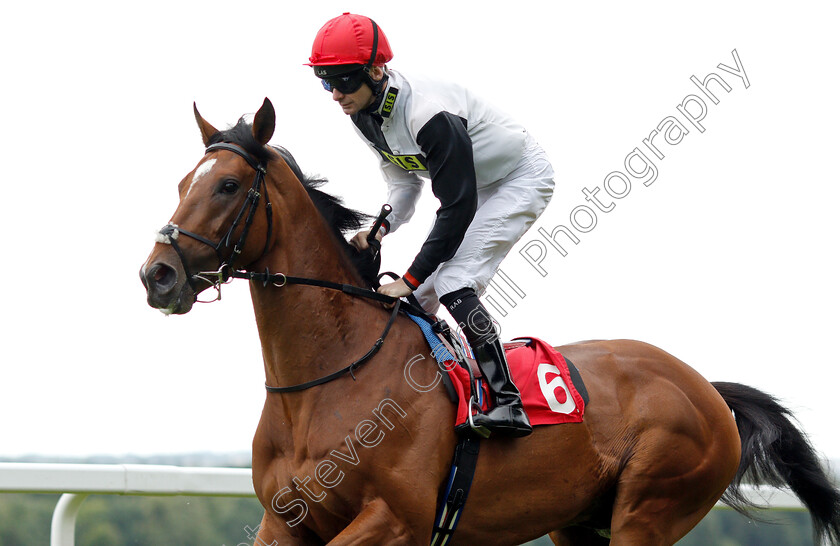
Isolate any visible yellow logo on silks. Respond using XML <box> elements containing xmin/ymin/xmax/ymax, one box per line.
<box><xmin>377</xmin><ymin>149</ymin><xmax>428</xmax><ymax>171</ymax></box>
<box><xmin>381</xmin><ymin>89</ymin><xmax>398</xmax><ymax>117</ymax></box>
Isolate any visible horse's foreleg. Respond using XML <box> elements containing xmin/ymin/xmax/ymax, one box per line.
<box><xmin>255</xmin><ymin>510</ymin><xmax>323</xmax><ymax>546</ymax></box>
<box><xmin>326</xmin><ymin>498</ymin><xmax>416</xmax><ymax>546</ymax></box>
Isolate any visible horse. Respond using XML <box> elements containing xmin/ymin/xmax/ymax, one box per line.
<box><xmin>140</xmin><ymin>98</ymin><xmax>840</xmax><ymax>545</ymax></box>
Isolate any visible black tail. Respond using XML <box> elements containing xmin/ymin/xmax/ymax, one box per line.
<box><xmin>713</xmin><ymin>381</ymin><xmax>840</xmax><ymax>545</ymax></box>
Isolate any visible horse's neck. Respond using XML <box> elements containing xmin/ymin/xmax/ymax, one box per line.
<box><xmin>251</xmin><ymin>287</ymin><xmax>384</xmax><ymax>388</ymax></box>
<box><xmin>248</xmin><ymin>196</ymin><xmax>384</xmax><ymax>396</ymax></box>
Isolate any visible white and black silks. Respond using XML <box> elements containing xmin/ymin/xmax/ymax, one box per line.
<box><xmin>351</xmin><ymin>69</ymin><xmax>555</xmax><ymax>312</ymax></box>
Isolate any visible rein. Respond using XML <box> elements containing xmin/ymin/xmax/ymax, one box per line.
<box><xmin>230</xmin><ymin>269</ymin><xmax>396</xmax><ymax>304</ymax></box>
<box><xmin>156</xmin><ymin>141</ymin><xmax>402</xmax><ymax>394</ymax></box>
<box><xmin>267</xmin><ymin>298</ymin><xmax>402</xmax><ymax>393</ymax></box>
<box><xmin>230</xmin><ymin>269</ymin><xmax>402</xmax><ymax>393</ymax></box>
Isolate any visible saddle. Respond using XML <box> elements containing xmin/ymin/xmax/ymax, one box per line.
<box><xmin>404</xmin><ymin>308</ymin><xmax>589</xmax><ymax>433</ymax></box>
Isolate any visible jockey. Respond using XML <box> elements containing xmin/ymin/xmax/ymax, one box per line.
<box><xmin>308</xmin><ymin>13</ymin><xmax>555</xmax><ymax>437</ymax></box>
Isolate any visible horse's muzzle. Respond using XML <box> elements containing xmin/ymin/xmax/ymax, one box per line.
<box><xmin>140</xmin><ymin>261</ymin><xmax>194</xmax><ymax>315</ymax></box>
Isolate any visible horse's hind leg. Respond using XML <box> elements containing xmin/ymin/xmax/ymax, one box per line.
<box><xmin>548</xmin><ymin>501</ymin><xmax>713</xmax><ymax>546</ymax></box>
<box><xmin>606</xmin><ymin>434</ymin><xmax>738</xmax><ymax>545</ymax></box>
<box><xmin>549</xmin><ymin>526</ymin><xmax>610</xmax><ymax>546</ymax></box>
<box><xmin>608</xmin><ymin>494</ymin><xmax>719</xmax><ymax>545</ymax></box>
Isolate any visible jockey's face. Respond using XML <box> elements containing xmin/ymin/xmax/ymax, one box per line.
<box><xmin>331</xmin><ymin>66</ymin><xmax>384</xmax><ymax>116</ymax></box>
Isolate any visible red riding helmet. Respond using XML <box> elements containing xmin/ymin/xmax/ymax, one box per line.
<box><xmin>308</xmin><ymin>13</ymin><xmax>393</xmax><ymax>75</ymax></box>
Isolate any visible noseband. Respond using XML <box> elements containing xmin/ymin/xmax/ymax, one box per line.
<box><xmin>156</xmin><ymin>142</ymin><xmax>273</xmax><ymax>299</ymax></box>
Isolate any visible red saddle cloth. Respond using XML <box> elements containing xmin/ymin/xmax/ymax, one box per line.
<box><xmin>445</xmin><ymin>338</ymin><xmax>586</xmax><ymax>428</ymax></box>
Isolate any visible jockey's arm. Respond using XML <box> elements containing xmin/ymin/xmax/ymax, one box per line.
<box><xmin>349</xmin><ymin>162</ymin><xmax>422</xmax><ymax>252</ymax></box>
<box><xmin>401</xmin><ymin>110</ymin><xmax>477</xmax><ymax>290</ymax></box>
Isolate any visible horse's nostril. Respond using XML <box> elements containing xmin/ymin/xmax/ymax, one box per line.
<box><xmin>149</xmin><ymin>263</ymin><xmax>177</xmax><ymax>291</ymax></box>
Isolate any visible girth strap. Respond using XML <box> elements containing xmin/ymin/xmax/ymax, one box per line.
<box><xmin>431</xmin><ymin>434</ymin><xmax>482</xmax><ymax>545</ymax></box>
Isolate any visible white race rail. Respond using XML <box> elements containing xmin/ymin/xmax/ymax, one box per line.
<box><xmin>0</xmin><ymin>463</ymin><xmax>253</xmax><ymax>546</ymax></box>
<box><xmin>0</xmin><ymin>463</ymin><xmax>805</xmax><ymax>545</ymax></box>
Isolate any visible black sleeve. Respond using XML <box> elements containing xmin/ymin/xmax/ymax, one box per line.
<box><xmin>406</xmin><ymin>111</ymin><xmax>477</xmax><ymax>284</ymax></box>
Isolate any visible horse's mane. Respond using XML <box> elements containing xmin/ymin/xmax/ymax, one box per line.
<box><xmin>208</xmin><ymin>117</ymin><xmax>376</xmax><ymax>285</ymax></box>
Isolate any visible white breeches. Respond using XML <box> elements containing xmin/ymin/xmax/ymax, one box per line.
<box><xmin>414</xmin><ymin>137</ymin><xmax>555</xmax><ymax>313</ymax></box>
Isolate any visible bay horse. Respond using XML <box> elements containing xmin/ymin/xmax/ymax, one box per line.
<box><xmin>140</xmin><ymin>98</ymin><xmax>840</xmax><ymax>545</ymax></box>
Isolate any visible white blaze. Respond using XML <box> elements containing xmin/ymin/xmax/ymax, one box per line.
<box><xmin>186</xmin><ymin>158</ymin><xmax>216</xmax><ymax>197</ymax></box>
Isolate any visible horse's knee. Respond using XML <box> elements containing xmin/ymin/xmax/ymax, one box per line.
<box><xmin>326</xmin><ymin>498</ymin><xmax>416</xmax><ymax>545</ymax></box>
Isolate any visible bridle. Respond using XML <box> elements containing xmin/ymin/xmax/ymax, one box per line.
<box><xmin>157</xmin><ymin>142</ymin><xmax>272</xmax><ymax>300</ymax></box>
<box><xmin>155</xmin><ymin>141</ymin><xmax>402</xmax><ymax>393</ymax></box>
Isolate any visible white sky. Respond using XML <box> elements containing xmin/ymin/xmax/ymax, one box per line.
<box><xmin>1</xmin><ymin>1</ymin><xmax>838</xmax><ymax>462</ymax></box>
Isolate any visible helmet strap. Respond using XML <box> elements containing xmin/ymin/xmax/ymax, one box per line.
<box><xmin>363</xmin><ymin>18</ymin><xmax>386</xmax><ymax>97</ymax></box>
<box><xmin>363</xmin><ymin>71</ymin><xmax>389</xmax><ymax>110</ymax></box>
<box><xmin>366</xmin><ymin>18</ymin><xmax>380</xmax><ymax>69</ymax></box>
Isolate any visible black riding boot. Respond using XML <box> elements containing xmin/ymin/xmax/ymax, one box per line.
<box><xmin>470</xmin><ymin>338</ymin><xmax>533</xmax><ymax>437</ymax></box>
<box><xmin>440</xmin><ymin>288</ymin><xmax>532</xmax><ymax>438</ymax></box>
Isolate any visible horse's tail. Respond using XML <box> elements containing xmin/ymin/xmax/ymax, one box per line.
<box><xmin>712</xmin><ymin>381</ymin><xmax>840</xmax><ymax>545</ymax></box>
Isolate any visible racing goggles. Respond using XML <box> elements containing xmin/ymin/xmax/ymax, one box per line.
<box><xmin>320</xmin><ymin>69</ymin><xmax>368</xmax><ymax>94</ymax></box>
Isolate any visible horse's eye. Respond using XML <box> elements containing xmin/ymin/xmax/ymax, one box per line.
<box><xmin>219</xmin><ymin>180</ymin><xmax>240</xmax><ymax>195</ymax></box>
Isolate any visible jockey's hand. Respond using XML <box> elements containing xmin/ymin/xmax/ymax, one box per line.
<box><xmin>378</xmin><ymin>278</ymin><xmax>414</xmax><ymax>305</ymax></box>
<box><xmin>349</xmin><ymin>229</ymin><xmax>383</xmax><ymax>252</ymax></box>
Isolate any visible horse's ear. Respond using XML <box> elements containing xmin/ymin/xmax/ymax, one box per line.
<box><xmin>193</xmin><ymin>102</ymin><xmax>219</xmax><ymax>147</ymax></box>
<box><xmin>253</xmin><ymin>98</ymin><xmax>276</xmax><ymax>146</ymax></box>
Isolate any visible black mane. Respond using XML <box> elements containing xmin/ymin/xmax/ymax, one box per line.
<box><xmin>208</xmin><ymin>117</ymin><xmax>376</xmax><ymax>284</ymax></box>
<box><xmin>207</xmin><ymin>117</ymin><xmax>275</xmax><ymax>167</ymax></box>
